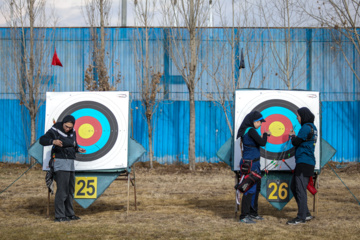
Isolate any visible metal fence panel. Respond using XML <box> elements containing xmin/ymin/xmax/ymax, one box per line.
<box><xmin>0</xmin><ymin>27</ymin><xmax>359</xmax><ymax>164</ymax></box>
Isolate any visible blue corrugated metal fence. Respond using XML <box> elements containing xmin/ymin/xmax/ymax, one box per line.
<box><xmin>0</xmin><ymin>27</ymin><xmax>359</xmax><ymax>163</ymax></box>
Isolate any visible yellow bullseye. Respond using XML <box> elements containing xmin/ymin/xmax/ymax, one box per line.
<box><xmin>78</xmin><ymin>123</ymin><xmax>95</xmax><ymax>139</ymax></box>
<box><xmin>269</xmin><ymin>121</ymin><xmax>285</xmax><ymax>137</ymax></box>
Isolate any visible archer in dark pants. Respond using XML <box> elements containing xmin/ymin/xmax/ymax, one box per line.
<box><xmin>239</xmin><ymin>161</ymin><xmax>261</xmax><ymax>221</ymax></box>
<box><xmin>236</xmin><ymin>111</ymin><xmax>271</xmax><ymax>224</ymax></box>
<box><xmin>40</xmin><ymin>115</ymin><xmax>86</xmax><ymax>222</ymax></box>
<box><xmin>290</xmin><ymin>173</ymin><xmax>310</xmax><ymax>223</ymax></box>
<box><xmin>250</xmin><ymin>182</ymin><xmax>261</xmax><ymax>216</ymax></box>
<box><xmin>287</xmin><ymin>107</ymin><xmax>317</xmax><ymax>225</ymax></box>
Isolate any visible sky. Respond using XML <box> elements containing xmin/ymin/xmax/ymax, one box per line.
<box><xmin>0</xmin><ymin>0</ymin><xmax>223</xmax><ymax>27</ymax></box>
<box><xmin>0</xmin><ymin>0</ymin><xmax>126</xmax><ymax>27</ymax></box>
<box><xmin>0</xmin><ymin>0</ymin><xmax>319</xmax><ymax>28</ymax></box>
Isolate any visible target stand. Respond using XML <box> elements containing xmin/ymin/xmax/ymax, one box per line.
<box><xmin>28</xmin><ymin>92</ymin><xmax>146</xmax><ymax>217</ymax></box>
<box><xmin>216</xmin><ymin>90</ymin><xmax>336</xmax><ymax>216</ymax></box>
<box><xmin>42</xmin><ymin>138</ymin><xmax>144</xmax><ymax>217</ymax></box>
<box><xmin>45</xmin><ymin>168</ymin><xmax>138</xmax><ymax>217</ymax></box>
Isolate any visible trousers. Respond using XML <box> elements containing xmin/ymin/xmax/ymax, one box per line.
<box><xmin>239</xmin><ymin>160</ymin><xmax>261</xmax><ymax>220</ymax></box>
<box><xmin>240</xmin><ymin>182</ymin><xmax>261</xmax><ymax>219</ymax></box>
<box><xmin>290</xmin><ymin>172</ymin><xmax>310</xmax><ymax>220</ymax></box>
<box><xmin>54</xmin><ymin>171</ymin><xmax>75</xmax><ymax>218</ymax></box>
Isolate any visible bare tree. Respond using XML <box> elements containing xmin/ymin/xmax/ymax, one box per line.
<box><xmin>82</xmin><ymin>0</ymin><xmax>121</xmax><ymax>90</ymax></box>
<box><xmin>300</xmin><ymin>0</ymin><xmax>360</xmax><ymax>84</ymax></box>
<box><xmin>160</xmin><ymin>0</ymin><xmax>211</xmax><ymax>170</ymax></box>
<box><xmin>0</xmin><ymin>0</ymin><xmax>54</xmax><ymax>164</ymax></box>
<box><xmin>241</xmin><ymin>1</ymin><xmax>268</xmax><ymax>89</ymax></box>
<box><xmin>258</xmin><ymin>0</ymin><xmax>308</xmax><ymax>89</ymax></box>
<box><xmin>133</xmin><ymin>0</ymin><xmax>164</xmax><ymax>168</ymax></box>
<box><xmin>205</xmin><ymin>0</ymin><xmax>266</xmax><ymax>135</ymax></box>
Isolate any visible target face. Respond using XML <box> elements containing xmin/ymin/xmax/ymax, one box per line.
<box><xmin>42</xmin><ymin>92</ymin><xmax>129</xmax><ymax>171</ymax></box>
<box><xmin>234</xmin><ymin>90</ymin><xmax>320</xmax><ymax>172</ymax></box>
<box><xmin>252</xmin><ymin>99</ymin><xmax>300</xmax><ymax>161</ymax></box>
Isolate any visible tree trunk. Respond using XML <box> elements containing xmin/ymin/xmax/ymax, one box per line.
<box><xmin>30</xmin><ymin>113</ymin><xmax>36</xmax><ymax>165</ymax></box>
<box><xmin>286</xmin><ymin>0</ymin><xmax>291</xmax><ymax>89</ymax></box>
<box><xmin>29</xmin><ymin>0</ymin><xmax>36</xmax><ymax>166</ymax></box>
<box><xmin>188</xmin><ymin>88</ymin><xmax>196</xmax><ymax>171</ymax></box>
<box><xmin>147</xmin><ymin>117</ymin><xmax>154</xmax><ymax>169</ymax></box>
<box><xmin>187</xmin><ymin>0</ymin><xmax>196</xmax><ymax>171</ymax></box>
<box><xmin>99</xmin><ymin>0</ymin><xmax>107</xmax><ymax>90</ymax></box>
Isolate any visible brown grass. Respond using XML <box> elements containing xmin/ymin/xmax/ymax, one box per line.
<box><xmin>0</xmin><ymin>161</ymin><xmax>360</xmax><ymax>240</ymax></box>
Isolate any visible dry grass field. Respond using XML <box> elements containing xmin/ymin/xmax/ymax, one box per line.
<box><xmin>0</xmin><ymin>161</ymin><xmax>359</xmax><ymax>240</ymax></box>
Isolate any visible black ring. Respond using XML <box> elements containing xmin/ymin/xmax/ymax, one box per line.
<box><xmin>58</xmin><ymin>101</ymin><xmax>118</xmax><ymax>162</ymax></box>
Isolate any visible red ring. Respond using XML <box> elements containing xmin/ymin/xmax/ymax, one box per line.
<box><xmin>261</xmin><ymin>114</ymin><xmax>293</xmax><ymax>144</ymax></box>
<box><xmin>74</xmin><ymin>116</ymin><xmax>102</xmax><ymax>146</ymax></box>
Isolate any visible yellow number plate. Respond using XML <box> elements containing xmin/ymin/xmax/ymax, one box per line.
<box><xmin>266</xmin><ymin>179</ymin><xmax>289</xmax><ymax>202</ymax></box>
<box><xmin>75</xmin><ymin>177</ymin><xmax>97</xmax><ymax>199</ymax></box>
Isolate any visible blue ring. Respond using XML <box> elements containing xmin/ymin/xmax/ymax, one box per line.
<box><xmin>72</xmin><ymin>108</ymin><xmax>111</xmax><ymax>154</ymax></box>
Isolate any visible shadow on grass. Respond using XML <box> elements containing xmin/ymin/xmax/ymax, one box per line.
<box><xmin>185</xmin><ymin>198</ymin><xmax>237</xmax><ymax>219</ymax></box>
<box><xmin>321</xmin><ymin>194</ymin><xmax>360</xmax><ymax>205</ymax></box>
<box><xmin>75</xmin><ymin>199</ymin><xmax>127</xmax><ymax>215</ymax></box>
<box><xmin>185</xmin><ymin>197</ymin><xmax>298</xmax><ymax>220</ymax></box>
<box><xmin>23</xmin><ymin>197</ymin><xmax>127</xmax><ymax>217</ymax></box>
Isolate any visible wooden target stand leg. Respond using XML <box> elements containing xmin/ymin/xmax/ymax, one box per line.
<box><xmin>115</xmin><ymin>166</ymin><xmax>137</xmax><ymax>216</ymax></box>
<box><xmin>312</xmin><ymin>173</ymin><xmax>319</xmax><ymax>216</ymax></box>
<box><xmin>47</xmin><ymin>189</ymin><xmax>50</xmax><ymax>218</ymax></box>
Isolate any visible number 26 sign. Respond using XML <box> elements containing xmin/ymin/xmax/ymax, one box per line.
<box><xmin>266</xmin><ymin>179</ymin><xmax>289</xmax><ymax>202</ymax></box>
<box><xmin>75</xmin><ymin>177</ymin><xmax>97</xmax><ymax>199</ymax></box>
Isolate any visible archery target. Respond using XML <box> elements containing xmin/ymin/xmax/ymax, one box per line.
<box><xmin>42</xmin><ymin>92</ymin><xmax>129</xmax><ymax>171</ymax></box>
<box><xmin>233</xmin><ymin>90</ymin><xmax>320</xmax><ymax>172</ymax></box>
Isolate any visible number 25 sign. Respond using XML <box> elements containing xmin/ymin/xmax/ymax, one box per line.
<box><xmin>266</xmin><ymin>179</ymin><xmax>289</xmax><ymax>202</ymax></box>
<box><xmin>75</xmin><ymin>177</ymin><xmax>97</xmax><ymax>199</ymax></box>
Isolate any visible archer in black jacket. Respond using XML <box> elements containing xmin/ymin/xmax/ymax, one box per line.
<box><xmin>40</xmin><ymin>121</ymin><xmax>81</xmax><ymax>160</ymax></box>
<box><xmin>40</xmin><ymin>115</ymin><xmax>85</xmax><ymax>222</ymax></box>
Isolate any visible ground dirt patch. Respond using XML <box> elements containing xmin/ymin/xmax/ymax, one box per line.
<box><xmin>0</xmin><ymin>161</ymin><xmax>359</xmax><ymax>240</ymax></box>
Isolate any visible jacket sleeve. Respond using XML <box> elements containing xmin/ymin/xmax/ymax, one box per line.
<box><xmin>291</xmin><ymin>125</ymin><xmax>310</xmax><ymax>146</ymax></box>
<box><xmin>248</xmin><ymin>128</ymin><xmax>268</xmax><ymax>146</ymax></box>
<box><xmin>39</xmin><ymin>128</ymin><xmax>57</xmax><ymax>146</ymax></box>
<box><xmin>290</xmin><ymin>135</ymin><xmax>303</xmax><ymax>146</ymax></box>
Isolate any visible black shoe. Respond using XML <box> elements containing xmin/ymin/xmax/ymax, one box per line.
<box><xmin>54</xmin><ymin>217</ymin><xmax>70</xmax><ymax>222</ymax></box>
<box><xmin>68</xmin><ymin>215</ymin><xmax>81</xmax><ymax>220</ymax></box>
<box><xmin>305</xmin><ymin>213</ymin><xmax>314</xmax><ymax>221</ymax></box>
<box><xmin>249</xmin><ymin>215</ymin><xmax>264</xmax><ymax>220</ymax></box>
<box><xmin>286</xmin><ymin>217</ymin><xmax>305</xmax><ymax>225</ymax></box>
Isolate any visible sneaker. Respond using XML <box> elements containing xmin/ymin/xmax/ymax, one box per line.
<box><xmin>54</xmin><ymin>217</ymin><xmax>70</xmax><ymax>222</ymax></box>
<box><xmin>68</xmin><ymin>215</ymin><xmax>81</xmax><ymax>221</ymax></box>
<box><xmin>305</xmin><ymin>213</ymin><xmax>314</xmax><ymax>221</ymax></box>
<box><xmin>286</xmin><ymin>217</ymin><xmax>305</xmax><ymax>225</ymax></box>
<box><xmin>239</xmin><ymin>217</ymin><xmax>257</xmax><ymax>224</ymax></box>
<box><xmin>249</xmin><ymin>215</ymin><xmax>264</xmax><ymax>220</ymax></box>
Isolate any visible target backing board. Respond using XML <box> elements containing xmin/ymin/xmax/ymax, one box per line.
<box><xmin>234</xmin><ymin>90</ymin><xmax>320</xmax><ymax>172</ymax></box>
<box><xmin>42</xmin><ymin>91</ymin><xmax>129</xmax><ymax>171</ymax></box>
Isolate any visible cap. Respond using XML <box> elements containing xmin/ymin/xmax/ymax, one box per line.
<box><xmin>254</xmin><ymin>117</ymin><xmax>266</xmax><ymax>123</ymax></box>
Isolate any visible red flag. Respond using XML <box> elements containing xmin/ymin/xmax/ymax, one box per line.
<box><xmin>51</xmin><ymin>47</ymin><xmax>63</xmax><ymax>67</ymax></box>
